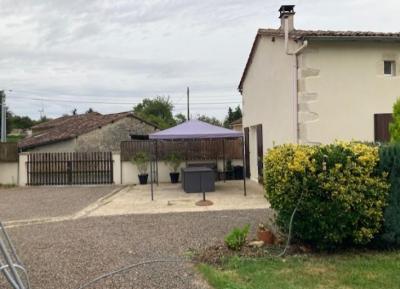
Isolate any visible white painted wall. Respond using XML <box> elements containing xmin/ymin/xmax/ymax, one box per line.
<box><xmin>299</xmin><ymin>41</ymin><xmax>400</xmax><ymax>144</ymax></box>
<box><xmin>121</xmin><ymin>160</ymin><xmax>243</xmax><ymax>185</ymax></box>
<box><xmin>18</xmin><ymin>153</ymin><xmax>28</xmax><ymax>186</ymax></box>
<box><xmin>113</xmin><ymin>152</ymin><xmax>122</xmax><ymax>185</ymax></box>
<box><xmin>241</xmin><ymin>35</ymin><xmax>299</xmax><ymax>179</ymax></box>
<box><xmin>0</xmin><ymin>162</ymin><xmax>18</xmax><ymax>185</ymax></box>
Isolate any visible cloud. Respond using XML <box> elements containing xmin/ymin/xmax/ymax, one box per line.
<box><xmin>0</xmin><ymin>0</ymin><xmax>398</xmax><ymax>120</ymax></box>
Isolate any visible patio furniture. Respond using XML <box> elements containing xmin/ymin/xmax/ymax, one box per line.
<box><xmin>181</xmin><ymin>167</ymin><xmax>215</xmax><ymax>193</ymax></box>
<box><xmin>147</xmin><ymin>119</ymin><xmax>247</xmax><ymax>200</ymax></box>
<box><xmin>187</xmin><ymin>162</ymin><xmax>218</xmax><ymax>180</ymax></box>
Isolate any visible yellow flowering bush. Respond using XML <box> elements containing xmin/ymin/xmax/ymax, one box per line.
<box><xmin>264</xmin><ymin>142</ymin><xmax>389</xmax><ymax>250</ymax></box>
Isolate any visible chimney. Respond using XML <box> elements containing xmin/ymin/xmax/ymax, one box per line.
<box><xmin>279</xmin><ymin>5</ymin><xmax>295</xmax><ymax>32</ymax></box>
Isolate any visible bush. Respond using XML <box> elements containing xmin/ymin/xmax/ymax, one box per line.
<box><xmin>389</xmin><ymin>98</ymin><xmax>400</xmax><ymax>142</ymax></box>
<box><xmin>164</xmin><ymin>152</ymin><xmax>183</xmax><ymax>172</ymax></box>
<box><xmin>224</xmin><ymin>225</ymin><xmax>250</xmax><ymax>251</ymax></box>
<box><xmin>264</xmin><ymin>142</ymin><xmax>389</xmax><ymax>250</ymax></box>
<box><xmin>131</xmin><ymin>151</ymin><xmax>149</xmax><ymax>175</ymax></box>
<box><xmin>377</xmin><ymin>143</ymin><xmax>400</xmax><ymax>247</ymax></box>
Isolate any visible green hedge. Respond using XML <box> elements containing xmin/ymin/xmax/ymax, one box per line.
<box><xmin>264</xmin><ymin>142</ymin><xmax>389</xmax><ymax>250</ymax></box>
<box><xmin>378</xmin><ymin>144</ymin><xmax>400</xmax><ymax>246</ymax></box>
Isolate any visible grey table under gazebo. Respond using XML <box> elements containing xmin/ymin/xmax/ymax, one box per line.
<box><xmin>181</xmin><ymin>167</ymin><xmax>215</xmax><ymax>193</ymax></box>
<box><xmin>148</xmin><ymin>119</ymin><xmax>247</xmax><ymax>200</ymax></box>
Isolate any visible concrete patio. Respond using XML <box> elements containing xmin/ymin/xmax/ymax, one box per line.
<box><xmin>89</xmin><ymin>180</ymin><xmax>269</xmax><ymax>217</ymax></box>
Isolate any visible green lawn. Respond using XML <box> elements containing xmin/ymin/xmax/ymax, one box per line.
<box><xmin>198</xmin><ymin>252</ymin><xmax>400</xmax><ymax>289</ymax></box>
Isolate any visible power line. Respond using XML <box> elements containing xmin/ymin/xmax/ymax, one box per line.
<box><xmin>9</xmin><ymin>95</ymin><xmax>240</xmax><ymax>106</ymax></box>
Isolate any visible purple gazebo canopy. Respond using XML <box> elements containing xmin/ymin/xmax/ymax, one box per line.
<box><xmin>149</xmin><ymin>119</ymin><xmax>243</xmax><ymax>140</ymax></box>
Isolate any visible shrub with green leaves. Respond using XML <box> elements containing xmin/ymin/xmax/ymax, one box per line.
<box><xmin>131</xmin><ymin>151</ymin><xmax>149</xmax><ymax>175</ymax></box>
<box><xmin>378</xmin><ymin>143</ymin><xmax>400</xmax><ymax>247</ymax></box>
<box><xmin>164</xmin><ymin>152</ymin><xmax>183</xmax><ymax>172</ymax></box>
<box><xmin>389</xmin><ymin>98</ymin><xmax>400</xmax><ymax>142</ymax></box>
<box><xmin>264</xmin><ymin>142</ymin><xmax>389</xmax><ymax>250</ymax></box>
<box><xmin>224</xmin><ymin>225</ymin><xmax>250</xmax><ymax>251</ymax></box>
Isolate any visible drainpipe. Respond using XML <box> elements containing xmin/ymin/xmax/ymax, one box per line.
<box><xmin>284</xmin><ymin>17</ymin><xmax>308</xmax><ymax>144</ymax></box>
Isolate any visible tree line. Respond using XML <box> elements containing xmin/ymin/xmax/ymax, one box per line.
<box><xmin>0</xmin><ymin>96</ymin><xmax>242</xmax><ymax>140</ymax></box>
<box><xmin>133</xmin><ymin>96</ymin><xmax>241</xmax><ymax>129</ymax></box>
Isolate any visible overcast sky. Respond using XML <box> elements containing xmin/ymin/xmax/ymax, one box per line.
<box><xmin>0</xmin><ymin>0</ymin><xmax>399</xmax><ymax>120</ymax></box>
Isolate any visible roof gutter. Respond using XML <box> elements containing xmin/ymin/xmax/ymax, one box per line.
<box><xmin>302</xmin><ymin>36</ymin><xmax>400</xmax><ymax>42</ymax></box>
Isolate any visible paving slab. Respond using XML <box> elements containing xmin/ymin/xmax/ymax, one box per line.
<box><xmin>89</xmin><ymin>180</ymin><xmax>269</xmax><ymax>217</ymax></box>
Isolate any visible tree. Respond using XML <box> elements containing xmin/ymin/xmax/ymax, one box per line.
<box><xmin>223</xmin><ymin>105</ymin><xmax>242</xmax><ymax>128</ymax></box>
<box><xmin>133</xmin><ymin>96</ymin><xmax>176</xmax><ymax>129</ymax></box>
<box><xmin>175</xmin><ymin>113</ymin><xmax>187</xmax><ymax>124</ymax></box>
<box><xmin>390</xmin><ymin>98</ymin><xmax>400</xmax><ymax>142</ymax></box>
<box><xmin>86</xmin><ymin>108</ymin><xmax>95</xmax><ymax>114</ymax></box>
<box><xmin>197</xmin><ymin>114</ymin><xmax>223</xmax><ymax>127</ymax></box>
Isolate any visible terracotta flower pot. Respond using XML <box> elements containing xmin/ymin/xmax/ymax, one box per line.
<box><xmin>257</xmin><ymin>229</ymin><xmax>274</xmax><ymax>245</ymax></box>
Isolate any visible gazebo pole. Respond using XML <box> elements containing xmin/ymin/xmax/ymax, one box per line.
<box><xmin>185</xmin><ymin>140</ymin><xmax>188</xmax><ymax>167</ymax></box>
<box><xmin>222</xmin><ymin>139</ymin><xmax>226</xmax><ymax>183</ymax></box>
<box><xmin>150</xmin><ymin>140</ymin><xmax>154</xmax><ymax>201</ymax></box>
<box><xmin>241</xmin><ymin>136</ymin><xmax>247</xmax><ymax>196</ymax></box>
<box><xmin>155</xmin><ymin>140</ymin><xmax>159</xmax><ymax>186</ymax></box>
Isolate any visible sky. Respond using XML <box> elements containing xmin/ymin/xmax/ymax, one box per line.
<box><xmin>0</xmin><ymin>0</ymin><xmax>399</xmax><ymax>120</ymax></box>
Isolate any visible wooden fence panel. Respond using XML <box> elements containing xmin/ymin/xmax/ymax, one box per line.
<box><xmin>26</xmin><ymin>152</ymin><xmax>113</xmax><ymax>186</ymax></box>
<box><xmin>120</xmin><ymin>139</ymin><xmax>242</xmax><ymax>161</ymax></box>
<box><xmin>0</xmin><ymin>143</ymin><xmax>18</xmax><ymax>162</ymax></box>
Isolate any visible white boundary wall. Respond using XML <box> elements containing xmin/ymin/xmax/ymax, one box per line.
<box><xmin>119</xmin><ymin>159</ymin><xmax>243</xmax><ymax>185</ymax></box>
<box><xmin>0</xmin><ymin>162</ymin><xmax>18</xmax><ymax>185</ymax></box>
<box><xmin>2</xmin><ymin>152</ymin><xmax>242</xmax><ymax>186</ymax></box>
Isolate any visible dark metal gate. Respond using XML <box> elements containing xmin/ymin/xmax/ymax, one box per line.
<box><xmin>27</xmin><ymin>152</ymin><xmax>113</xmax><ymax>186</ymax></box>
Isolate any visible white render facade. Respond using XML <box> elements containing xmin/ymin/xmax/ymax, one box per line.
<box><xmin>240</xmin><ymin>5</ymin><xmax>400</xmax><ymax>182</ymax></box>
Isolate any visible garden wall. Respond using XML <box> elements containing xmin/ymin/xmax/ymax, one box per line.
<box><xmin>120</xmin><ymin>159</ymin><xmax>243</xmax><ymax>185</ymax></box>
<box><xmin>0</xmin><ymin>161</ymin><xmax>18</xmax><ymax>185</ymax></box>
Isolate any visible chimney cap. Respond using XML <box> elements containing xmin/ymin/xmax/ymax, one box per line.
<box><xmin>279</xmin><ymin>5</ymin><xmax>295</xmax><ymax>18</ymax></box>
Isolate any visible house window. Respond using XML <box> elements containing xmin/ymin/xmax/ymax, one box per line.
<box><xmin>384</xmin><ymin>61</ymin><xmax>396</xmax><ymax>76</ymax></box>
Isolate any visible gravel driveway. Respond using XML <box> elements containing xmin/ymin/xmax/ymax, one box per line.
<box><xmin>0</xmin><ymin>186</ymin><xmax>118</xmax><ymax>221</ymax></box>
<box><xmin>1</xmin><ymin>209</ymin><xmax>270</xmax><ymax>289</ymax></box>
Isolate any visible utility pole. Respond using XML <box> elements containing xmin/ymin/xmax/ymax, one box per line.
<box><xmin>0</xmin><ymin>91</ymin><xmax>6</xmax><ymax>143</ymax></box>
<box><xmin>187</xmin><ymin>87</ymin><xmax>190</xmax><ymax>121</ymax></box>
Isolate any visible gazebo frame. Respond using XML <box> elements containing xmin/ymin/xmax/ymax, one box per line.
<box><xmin>146</xmin><ymin>120</ymin><xmax>247</xmax><ymax>200</ymax></box>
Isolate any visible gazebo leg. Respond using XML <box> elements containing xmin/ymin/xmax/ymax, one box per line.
<box><xmin>150</xmin><ymin>157</ymin><xmax>154</xmax><ymax>201</ymax></box>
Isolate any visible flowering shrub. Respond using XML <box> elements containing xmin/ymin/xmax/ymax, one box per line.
<box><xmin>264</xmin><ymin>142</ymin><xmax>389</xmax><ymax>250</ymax></box>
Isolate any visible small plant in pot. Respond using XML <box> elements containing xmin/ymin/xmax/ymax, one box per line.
<box><xmin>225</xmin><ymin>160</ymin><xmax>234</xmax><ymax>180</ymax></box>
<box><xmin>131</xmin><ymin>151</ymin><xmax>150</xmax><ymax>185</ymax></box>
<box><xmin>164</xmin><ymin>152</ymin><xmax>183</xmax><ymax>183</ymax></box>
<box><xmin>257</xmin><ymin>223</ymin><xmax>274</xmax><ymax>245</ymax></box>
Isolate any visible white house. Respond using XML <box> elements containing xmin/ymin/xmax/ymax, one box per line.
<box><xmin>239</xmin><ymin>5</ymin><xmax>400</xmax><ymax>183</ymax></box>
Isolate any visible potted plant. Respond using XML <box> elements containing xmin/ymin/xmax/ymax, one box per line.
<box><xmin>257</xmin><ymin>223</ymin><xmax>274</xmax><ymax>245</ymax></box>
<box><xmin>131</xmin><ymin>151</ymin><xmax>150</xmax><ymax>185</ymax></box>
<box><xmin>225</xmin><ymin>160</ymin><xmax>234</xmax><ymax>180</ymax></box>
<box><xmin>164</xmin><ymin>152</ymin><xmax>183</xmax><ymax>183</ymax></box>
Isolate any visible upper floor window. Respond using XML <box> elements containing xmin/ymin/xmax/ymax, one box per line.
<box><xmin>384</xmin><ymin>61</ymin><xmax>396</xmax><ymax>76</ymax></box>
